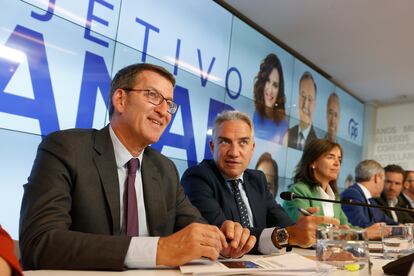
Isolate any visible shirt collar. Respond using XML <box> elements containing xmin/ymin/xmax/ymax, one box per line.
<box><xmin>109</xmin><ymin>124</ymin><xmax>144</xmax><ymax>168</ymax></box>
<box><xmin>317</xmin><ymin>185</ymin><xmax>335</xmax><ymax>200</ymax></box>
<box><xmin>403</xmin><ymin>192</ymin><xmax>414</xmax><ymax>207</ymax></box>
<box><xmin>387</xmin><ymin>197</ymin><xmax>398</xmax><ymax>207</ymax></box>
<box><xmin>356</xmin><ymin>182</ymin><xmax>372</xmax><ymax>200</ymax></box>
<box><xmin>300</xmin><ymin>125</ymin><xmax>311</xmax><ymax>139</ymax></box>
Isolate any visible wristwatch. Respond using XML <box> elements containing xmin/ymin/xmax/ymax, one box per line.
<box><xmin>271</xmin><ymin>227</ymin><xmax>289</xmax><ymax>249</ymax></box>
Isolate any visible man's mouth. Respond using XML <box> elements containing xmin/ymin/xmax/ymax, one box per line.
<box><xmin>149</xmin><ymin>118</ymin><xmax>162</xmax><ymax>126</ymax></box>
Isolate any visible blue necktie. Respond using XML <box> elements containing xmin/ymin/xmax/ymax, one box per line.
<box><xmin>229</xmin><ymin>179</ymin><xmax>251</xmax><ymax>228</ymax></box>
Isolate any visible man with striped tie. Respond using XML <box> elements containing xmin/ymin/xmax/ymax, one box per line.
<box><xmin>182</xmin><ymin>110</ymin><xmax>338</xmax><ymax>255</ymax></box>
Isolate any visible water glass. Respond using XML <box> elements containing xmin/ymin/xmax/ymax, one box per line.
<box><xmin>382</xmin><ymin>225</ymin><xmax>413</xmax><ymax>259</ymax></box>
<box><xmin>316</xmin><ymin>225</ymin><xmax>371</xmax><ymax>274</ymax></box>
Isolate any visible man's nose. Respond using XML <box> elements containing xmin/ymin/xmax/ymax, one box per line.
<box><xmin>154</xmin><ymin>99</ymin><xmax>169</xmax><ymax>116</ymax></box>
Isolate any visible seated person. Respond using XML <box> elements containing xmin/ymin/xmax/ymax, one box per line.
<box><xmin>283</xmin><ymin>138</ymin><xmax>384</xmax><ymax>239</ymax></box>
<box><xmin>0</xmin><ymin>226</ymin><xmax>22</xmax><ymax>276</ymax></box>
<box><xmin>375</xmin><ymin>164</ymin><xmax>414</xmax><ymax>223</ymax></box>
<box><xmin>401</xmin><ymin>170</ymin><xmax>414</xmax><ymax>209</ymax></box>
<box><xmin>19</xmin><ymin>63</ymin><xmax>254</xmax><ymax>270</ymax></box>
<box><xmin>340</xmin><ymin>160</ymin><xmax>397</xmax><ymax>228</ymax></box>
<box><xmin>182</xmin><ymin>110</ymin><xmax>338</xmax><ymax>254</ymax></box>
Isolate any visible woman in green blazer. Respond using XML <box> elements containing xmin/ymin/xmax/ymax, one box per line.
<box><xmin>283</xmin><ymin>139</ymin><xmax>382</xmax><ymax>239</ymax></box>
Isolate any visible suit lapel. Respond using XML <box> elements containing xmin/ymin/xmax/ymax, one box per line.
<box><xmin>243</xmin><ymin>173</ymin><xmax>261</xmax><ymax>227</ymax></box>
<box><xmin>207</xmin><ymin>160</ymin><xmax>240</xmax><ymax>222</ymax></box>
<box><xmin>141</xmin><ymin>148</ymin><xmax>166</xmax><ymax>235</ymax></box>
<box><xmin>93</xmin><ymin>126</ymin><xmax>121</xmax><ymax>234</ymax></box>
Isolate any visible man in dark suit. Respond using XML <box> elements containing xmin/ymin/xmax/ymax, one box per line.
<box><xmin>285</xmin><ymin>71</ymin><xmax>318</xmax><ymax>150</ymax></box>
<box><xmin>182</xmin><ymin>110</ymin><xmax>339</xmax><ymax>254</ymax></box>
<box><xmin>401</xmin><ymin>170</ymin><xmax>414</xmax><ymax>209</ymax></box>
<box><xmin>375</xmin><ymin>164</ymin><xmax>414</xmax><ymax>223</ymax></box>
<box><xmin>19</xmin><ymin>63</ymin><xmax>254</xmax><ymax>270</ymax></box>
<box><xmin>341</xmin><ymin>160</ymin><xmax>397</xmax><ymax>227</ymax></box>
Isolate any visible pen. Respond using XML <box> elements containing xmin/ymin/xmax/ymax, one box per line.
<box><xmin>298</xmin><ymin>208</ymin><xmax>312</xmax><ymax>216</ymax></box>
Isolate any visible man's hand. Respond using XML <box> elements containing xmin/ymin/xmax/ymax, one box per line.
<box><xmin>156</xmin><ymin>223</ymin><xmax>227</xmax><ymax>266</ymax></box>
<box><xmin>287</xmin><ymin>215</ymin><xmax>339</xmax><ymax>248</ymax></box>
<box><xmin>366</xmin><ymin>222</ymin><xmax>385</xmax><ymax>240</ymax></box>
<box><xmin>219</xmin><ymin>220</ymin><xmax>256</xmax><ymax>258</ymax></box>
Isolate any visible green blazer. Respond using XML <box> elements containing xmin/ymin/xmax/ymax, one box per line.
<box><xmin>283</xmin><ymin>181</ymin><xmax>351</xmax><ymax>226</ymax></box>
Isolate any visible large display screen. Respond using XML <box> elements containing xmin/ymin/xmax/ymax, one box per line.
<box><xmin>0</xmin><ymin>0</ymin><xmax>364</xmax><ymax>238</ymax></box>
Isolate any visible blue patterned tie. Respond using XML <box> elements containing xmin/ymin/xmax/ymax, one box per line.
<box><xmin>229</xmin><ymin>179</ymin><xmax>251</xmax><ymax>228</ymax></box>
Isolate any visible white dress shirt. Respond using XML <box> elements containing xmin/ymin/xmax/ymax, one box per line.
<box><xmin>317</xmin><ymin>185</ymin><xmax>335</xmax><ymax>217</ymax></box>
<box><xmin>224</xmin><ymin>174</ymin><xmax>281</xmax><ymax>255</ymax></box>
<box><xmin>386</xmin><ymin>198</ymin><xmax>399</xmax><ymax>222</ymax></box>
<box><xmin>109</xmin><ymin>125</ymin><xmax>159</xmax><ymax>268</ymax></box>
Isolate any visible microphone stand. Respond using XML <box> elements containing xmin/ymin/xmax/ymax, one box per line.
<box><xmin>288</xmin><ymin>194</ymin><xmax>414</xmax><ymax>214</ymax></box>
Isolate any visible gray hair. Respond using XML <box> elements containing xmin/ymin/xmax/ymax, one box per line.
<box><xmin>355</xmin><ymin>160</ymin><xmax>384</xmax><ymax>182</ymax></box>
<box><xmin>212</xmin><ymin>110</ymin><xmax>254</xmax><ymax>139</ymax></box>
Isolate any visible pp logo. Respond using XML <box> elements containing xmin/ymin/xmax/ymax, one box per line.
<box><xmin>348</xmin><ymin>119</ymin><xmax>359</xmax><ymax>140</ymax></box>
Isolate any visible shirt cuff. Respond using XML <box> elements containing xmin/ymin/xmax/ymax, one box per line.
<box><xmin>258</xmin><ymin>227</ymin><xmax>282</xmax><ymax>254</ymax></box>
<box><xmin>124</xmin><ymin>236</ymin><xmax>159</xmax><ymax>268</ymax></box>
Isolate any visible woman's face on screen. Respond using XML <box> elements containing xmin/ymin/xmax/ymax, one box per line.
<box><xmin>263</xmin><ymin>68</ymin><xmax>279</xmax><ymax>108</ymax></box>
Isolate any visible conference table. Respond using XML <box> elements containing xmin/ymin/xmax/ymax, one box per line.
<box><xmin>23</xmin><ymin>248</ymin><xmax>397</xmax><ymax>275</ymax></box>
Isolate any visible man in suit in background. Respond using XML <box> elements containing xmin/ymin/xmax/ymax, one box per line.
<box><xmin>401</xmin><ymin>170</ymin><xmax>414</xmax><ymax>209</ymax></box>
<box><xmin>341</xmin><ymin>160</ymin><xmax>397</xmax><ymax>227</ymax></box>
<box><xmin>182</xmin><ymin>110</ymin><xmax>338</xmax><ymax>255</ymax></box>
<box><xmin>285</xmin><ymin>71</ymin><xmax>318</xmax><ymax>150</ymax></box>
<box><xmin>375</xmin><ymin>164</ymin><xmax>414</xmax><ymax>223</ymax></box>
<box><xmin>19</xmin><ymin>63</ymin><xmax>254</xmax><ymax>270</ymax></box>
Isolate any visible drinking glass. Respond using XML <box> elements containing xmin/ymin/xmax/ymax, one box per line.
<box><xmin>382</xmin><ymin>225</ymin><xmax>413</xmax><ymax>259</ymax></box>
<box><xmin>316</xmin><ymin>225</ymin><xmax>371</xmax><ymax>274</ymax></box>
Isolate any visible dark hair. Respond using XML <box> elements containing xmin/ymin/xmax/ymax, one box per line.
<box><xmin>253</xmin><ymin>54</ymin><xmax>286</xmax><ymax>122</ymax></box>
<box><xmin>255</xmin><ymin>152</ymin><xmax>279</xmax><ymax>196</ymax></box>
<box><xmin>404</xmin><ymin>170</ymin><xmax>414</xmax><ymax>182</ymax></box>
<box><xmin>299</xmin><ymin>71</ymin><xmax>317</xmax><ymax>95</ymax></box>
<box><xmin>294</xmin><ymin>138</ymin><xmax>342</xmax><ymax>194</ymax></box>
<box><xmin>108</xmin><ymin>63</ymin><xmax>175</xmax><ymax>118</ymax></box>
<box><xmin>384</xmin><ymin>164</ymin><xmax>405</xmax><ymax>181</ymax></box>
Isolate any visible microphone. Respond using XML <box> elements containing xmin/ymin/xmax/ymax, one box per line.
<box><xmin>280</xmin><ymin>192</ymin><xmax>414</xmax><ymax>214</ymax></box>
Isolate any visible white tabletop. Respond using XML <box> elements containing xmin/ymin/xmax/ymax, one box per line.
<box><xmin>23</xmin><ymin>248</ymin><xmax>396</xmax><ymax>275</ymax></box>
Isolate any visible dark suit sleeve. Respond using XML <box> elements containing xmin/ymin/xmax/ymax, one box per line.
<box><xmin>340</xmin><ymin>188</ymin><xmax>373</xmax><ymax>228</ymax></box>
<box><xmin>181</xmin><ymin>165</ymin><xmax>229</xmax><ymax>228</ymax></box>
<box><xmin>19</xmin><ymin>132</ymin><xmax>130</xmax><ymax>270</ymax></box>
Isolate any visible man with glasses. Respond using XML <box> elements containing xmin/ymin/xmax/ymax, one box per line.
<box><xmin>20</xmin><ymin>63</ymin><xmax>255</xmax><ymax>271</ymax></box>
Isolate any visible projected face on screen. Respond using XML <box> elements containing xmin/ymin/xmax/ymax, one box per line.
<box><xmin>326</xmin><ymin>92</ymin><xmax>340</xmax><ymax>142</ymax></box>
<box><xmin>298</xmin><ymin>73</ymin><xmax>316</xmax><ymax>129</ymax></box>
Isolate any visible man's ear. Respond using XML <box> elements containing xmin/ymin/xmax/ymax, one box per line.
<box><xmin>112</xmin><ymin>89</ymin><xmax>126</xmax><ymax>114</ymax></box>
<box><xmin>209</xmin><ymin>140</ymin><xmax>214</xmax><ymax>155</ymax></box>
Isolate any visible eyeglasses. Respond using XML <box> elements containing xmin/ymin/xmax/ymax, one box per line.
<box><xmin>122</xmin><ymin>88</ymin><xmax>178</xmax><ymax>114</ymax></box>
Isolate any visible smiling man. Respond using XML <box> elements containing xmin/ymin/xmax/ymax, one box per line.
<box><xmin>19</xmin><ymin>63</ymin><xmax>254</xmax><ymax>271</ymax></box>
<box><xmin>285</xmin><ymin>71</ymin><xmax>318</xmax><ymax>150</ymax></box>
<box><xmin>182</xmin><ymin>110</ymin><xmax>338</xmax><ymax>255</ymax></box>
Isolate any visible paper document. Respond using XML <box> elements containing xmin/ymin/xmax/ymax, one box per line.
<box><xmin>180</xmin><ymin>252</ymin><xmax>335</xmax><ymax>275</ymax></box>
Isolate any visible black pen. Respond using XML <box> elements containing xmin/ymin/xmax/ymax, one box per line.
<box><xmin>297</xmin><ymin>208</ymin><xmax>312</xmax><ymax>216</ymax></box>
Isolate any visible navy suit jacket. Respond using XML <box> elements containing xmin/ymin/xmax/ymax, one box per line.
<box><xmin>340</xmin><ymin>183</ymin><xmax>397</xmax><ymax>227</ymax></box>
<box><xmin>181</xmin><ymin>159</ymin><xmax>293</xmax><ymax>253</ymax></box>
